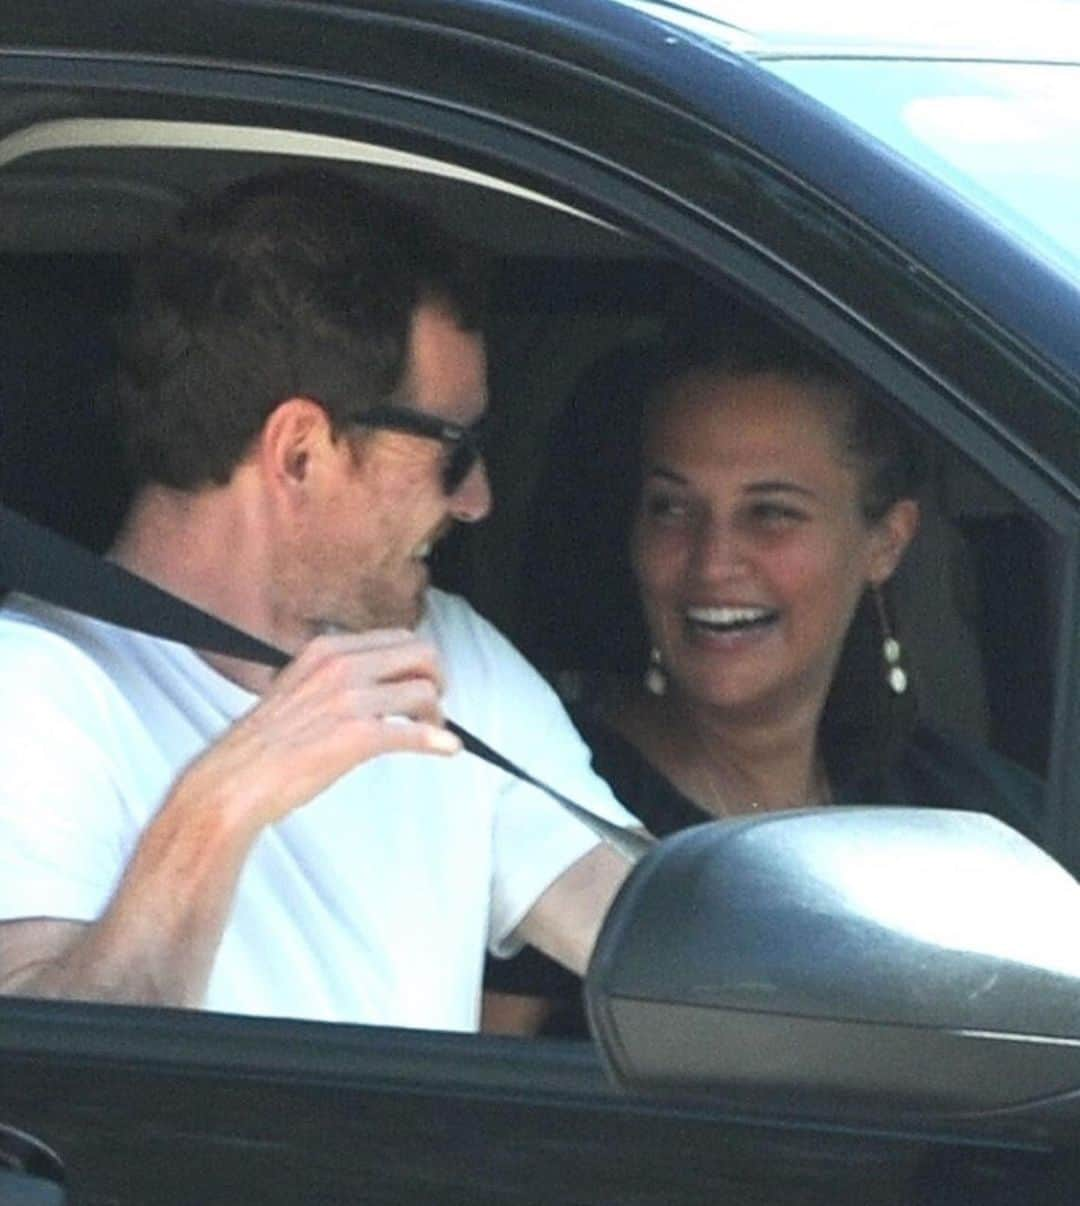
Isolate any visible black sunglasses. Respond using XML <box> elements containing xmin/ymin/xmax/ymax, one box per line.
<box><xmin>351</xmin><ymin>405</ymin><xmax>488</xmax><ymax>495</ymax></box>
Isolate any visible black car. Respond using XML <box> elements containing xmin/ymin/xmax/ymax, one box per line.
<box><xmin>2</xmin><ymin>2</ymin><xmax>1080</xmax><ymax>1202</ymax></box>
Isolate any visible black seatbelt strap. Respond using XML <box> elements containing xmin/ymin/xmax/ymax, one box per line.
<box><xmin>0</xmin><ymin>505</ymin><xmax>288</xmax><ymax>666</ymax></box>
<box><xmin>0</xmin><ymin>504</ymin><xmax>650</xmax><ymax>861</ymax></box>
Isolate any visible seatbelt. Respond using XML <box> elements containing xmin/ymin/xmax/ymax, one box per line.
<box><xmin>0</xmin><ymin>504</ymin><xmax>650</xmax><ymax>861</ymax></box>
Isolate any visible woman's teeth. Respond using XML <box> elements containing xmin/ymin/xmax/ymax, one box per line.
<box><xmin>685</xmin><ymin>605</ymin><xmax>777</xmax><ymax>633</ymax></box>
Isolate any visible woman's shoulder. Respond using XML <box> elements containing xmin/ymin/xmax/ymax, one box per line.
<box><xmin>884</xmin><ymin>726</ymin><xmax>1045</xmax><ymax>844</ymax></box>
<box><xmin>571</xmin><ymin>705</ymin><xmax>710</xmax><ymax>839</ymax></box>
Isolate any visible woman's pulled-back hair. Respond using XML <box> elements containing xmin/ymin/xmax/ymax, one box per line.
<box><xmin>114</xmin><ymin>167</ymin><xmax>485</xmax><ymax>490</ymax></box>
<box><xmin>652</xmin><ymin>315</ymin><xmax>926</xmax><ymax>526</ymax></box>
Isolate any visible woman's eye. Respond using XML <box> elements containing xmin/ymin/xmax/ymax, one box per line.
<box><xmin>644</xmin><ymin>493</ymin><xmax>690</xmax><ymax>522</ymax></box>
<box><xmin>748</xmin><ymin>501</ymin><xmax>805</xmax><ymax>526</ymax></box>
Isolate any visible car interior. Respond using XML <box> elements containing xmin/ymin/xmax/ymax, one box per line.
<box><xmin>0</xmin><ymin>90</ymin><xmax>1056</xmax><ymax>824</ymax></box>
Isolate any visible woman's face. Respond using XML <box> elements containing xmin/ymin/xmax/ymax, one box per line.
<box><xmin>631</xmin><ymin>370</ymin><xmax>917</xmax><ymax>726</ymax></box>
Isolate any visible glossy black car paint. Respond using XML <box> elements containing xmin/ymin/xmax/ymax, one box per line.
<box><xmin>2</xmin><ymin>3</ymin><xmax>1080</xmax><ymax>1203</ymax></box>
<box><xmin>4</xmin><ymin>1000</ymin><xmax>1078</xmax><ymax>1205</ymax></box>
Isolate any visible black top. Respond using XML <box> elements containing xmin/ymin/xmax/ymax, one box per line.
<box><xmin>577</xmin><ymin>715</ymin><xmax>1044</xmax><ymax>843</ymax></box>
<box><xmin>484</xmin><ymin>716</ymin><xmax>1044</xmax><ymax>1036</ymax></box>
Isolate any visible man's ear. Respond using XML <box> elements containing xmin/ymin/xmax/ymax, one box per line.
<box><xmin>867</xmin><ymin>498</ymin><xmax>920</xmax><ymax>586</ymax></box>
<box><xmin>256</xmin><ymin>397</ymin><xmax>335</xmax><ymax>491</ymax></box>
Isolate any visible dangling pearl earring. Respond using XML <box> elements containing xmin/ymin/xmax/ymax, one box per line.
<box><xmin>644</xmin><ymin>646</ymin><xmax>667</xmax><ymax>696</ymax></box>
<box><xmin>873</xmin><ymin>586</ymin><xmax>907</xmax><ymax>695</ymax></box>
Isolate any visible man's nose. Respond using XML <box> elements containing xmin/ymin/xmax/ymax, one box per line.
<box><xmin>450</xmin><ymin>459</ymin><xmax>492</xmax><ymax>523</ymax></box>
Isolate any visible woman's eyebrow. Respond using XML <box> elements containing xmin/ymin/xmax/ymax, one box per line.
<box><xmin>746</xmin><ymin>480</ymin><xmax>817</xmax><ymax>498</ymax></box>
<box><xmin>644</xmin><ymin>470</ymin><xmax>819</xmax><ymax>500</ymax></box>
<box><xmin>644</xmin><ymin>467</ymin><xmax>689</xmax><ymax>485</ymax></box>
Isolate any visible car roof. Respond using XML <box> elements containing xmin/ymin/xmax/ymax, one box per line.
<box><xmin>4</xmin><ymin>0</ymin><xmax>1080</xmax><ymax>63</ymax></box>
<box><xmin>620</xmin><ymin>0</ymin><xmax>1080</xmax><ymax>61</ymax></box>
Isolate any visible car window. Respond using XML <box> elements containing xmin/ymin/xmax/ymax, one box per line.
<box><xmin>0</xmin><ymin>112</ymin><xmax>1062</xmax><ymax>903</ymax></box>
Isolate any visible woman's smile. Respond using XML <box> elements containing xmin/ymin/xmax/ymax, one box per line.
<box><xmin>683</xmin><ymin>603</ymin><xmax>781</xmax><ymax>639</ymax></box>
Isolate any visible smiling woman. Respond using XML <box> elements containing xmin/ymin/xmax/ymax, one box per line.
<box><xmin>526</xmin><ymin>315</ymin><xmax>1037</xmax><ymax>820</ymax></box>
<box><xmin>630</xmin><ymin>348</ymin><xmax>920</xmax><ymax>789</ymax></box>
<box><xmin>484</xmin><ymin>314</ymin><xmax>1046</xmax><ymax>1036</ymax></box>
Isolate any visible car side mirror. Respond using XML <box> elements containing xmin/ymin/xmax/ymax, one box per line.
<box><xmin>585</xmin><ymin>808</ymin><xmax>1080</xmax><ymax>1126</ymax></box>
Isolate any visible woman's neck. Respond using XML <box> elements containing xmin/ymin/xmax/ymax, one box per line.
<box><xmin>602</xmin><ymin>679</ymin><xmax>829</xmax><ymax>818</ymax></box>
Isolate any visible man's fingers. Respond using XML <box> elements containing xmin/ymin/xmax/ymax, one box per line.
<box><xmin>375</xmin><ymin>718</ymin><xmax>462</xmax><ymax>757</ymax></box>
<box><xmin>202</xmin><ymin>630</ymin><xmax>463</xmax><ymax>829</ymax></box>
<box><xmin>279</xmin><ymin>630</ymin><xmax>445</xmax><ymax>697</ymax></box>
<box><xmin>339</xmin><ymin>677</ymin><xmax>459</xmax><ymax>755</ymax></box>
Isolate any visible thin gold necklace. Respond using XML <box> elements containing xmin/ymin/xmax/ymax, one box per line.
<box><xmin>679</xmin><ymin>705</ymin><xmax>832</xmax><ymax>818</ymax></box>
<box><xmin>688</xmin><ymin>729</ymin><xmax>758</xmax><ymax>818</ymax></box>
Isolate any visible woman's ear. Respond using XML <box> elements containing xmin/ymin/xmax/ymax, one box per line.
<box><xmin>867</xmin><ymin>498</ymin><xmax>920</xmax><ymax>586</ymax></box>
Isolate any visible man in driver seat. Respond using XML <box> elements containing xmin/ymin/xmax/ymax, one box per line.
<box><xmin>0</xmin><ymin>168</ymin><xmax>635</xmax><ymax>1029</ymax></box>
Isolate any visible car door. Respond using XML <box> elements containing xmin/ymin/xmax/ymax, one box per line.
<box><xmin>1</xmin><ymin>3</ymin><xmax>1079</xmax><ymax>1204</ymax></box>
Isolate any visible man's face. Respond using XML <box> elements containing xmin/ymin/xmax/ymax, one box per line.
<box><xmin>286</xmin><ymin>300</ymin><xmax>491</xmax><ymax>635</ymax></box>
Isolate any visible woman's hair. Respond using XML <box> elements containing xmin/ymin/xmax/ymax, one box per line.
<box><xmin>651</xmin><ymin>317</ymin><xmax>926</xmax><ymax>525</ymax></box>
<box><xmin>649</xmin><ymin>312</ymin><xmax>930</xmax><ymax>794</ymax></box>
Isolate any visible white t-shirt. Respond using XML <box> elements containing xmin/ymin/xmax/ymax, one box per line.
<box><xmin>0</xmin><ymin>589</ymin><xmax>633</xmax><ymax>1031</ymax></box>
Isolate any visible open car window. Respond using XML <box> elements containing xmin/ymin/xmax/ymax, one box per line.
<box><xmin>2</xmin><ymin>110</ymin><xmax>1063</xmax><ymax>808</ymax></box>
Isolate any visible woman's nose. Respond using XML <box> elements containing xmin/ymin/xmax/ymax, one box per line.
<box><xmin>691</xmin><ymin>515</ymin><xmax>746</xmax><ymax>579</ymax></box>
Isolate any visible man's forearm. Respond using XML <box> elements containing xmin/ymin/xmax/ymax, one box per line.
<box><xmin>518</xmin><ymin>843</ymin><xmax>635</xmax><ymax>977</ymax></box>
<box><xmin>0</xmin><ymin>631</ymin><xmax>462</xmax><ymax>1008</ymax></box>
<box><xmin>0</xmin><ymin>774</ymin><xmax>257</xmax><ymax>1007</ymax></box>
